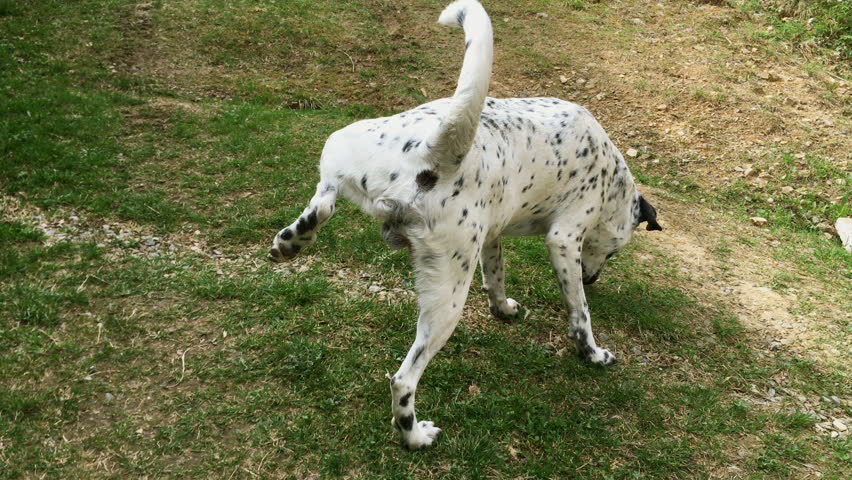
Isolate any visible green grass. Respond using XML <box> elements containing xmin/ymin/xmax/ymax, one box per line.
<box><xmin>739</xmin><ymin>0</ymin><xmax>852</xmax><ymax>58</ymax></box>
<box><xmin>1</xmin><ymin>1</ymin><xmax>850</xmax><ymax>479</ymax></box>
<box><xmin>4</xmin><ymin>225</ymin><xmax>847</xmax><ymax>478</ymax></box>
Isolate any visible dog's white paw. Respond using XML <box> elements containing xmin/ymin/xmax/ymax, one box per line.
<box><xmin>397</xmin><ymin>420</ymin><xmax>441</xmax><ymax>449</ymax></box>
<box><xmin>490</xmin><ymin>298</ymin><xmax>524</xmax><ymax>321</ymax></box>
<box><xmin>505</xmin><ymin>298</ymin><xmax>520</xmax><ymax>314</ymax></box>
<box><xmin>587</xmin><ymin>346</ymin><xmax>616</xmax><ymax>366</ymax></box>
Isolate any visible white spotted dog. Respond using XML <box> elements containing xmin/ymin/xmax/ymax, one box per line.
<box><xmin>268</xmin><ymin>0</ymin><xmax>662</xmax><ymax>449</ymax></box>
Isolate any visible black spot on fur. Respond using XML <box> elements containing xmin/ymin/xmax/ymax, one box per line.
<box><xmin>403</xmin><ymin>139</ymin><xmax>417</xmax><ymax>153</ymax></box>
<box><xmin>416</xmin><ymin>170</ymin><xmax>439</xmax><ymax>191</ymax></box>
<box><xmin>399</xmin><ymin>393</ymin><xmax>412</xmax><ymax>407</ymax></box>
<box><xmin>361</xmin><ymin>174</ymin><xmax>368</xmax><ymax>191</ymax></box>
<box><xmin>296</xmin><ymin>210</ymin><xmax>318</xmax><ymax>235</ymax></box>
<box><xmin>399</xmin><ymin>414</ymin><xmax>415</xmax><ymax>431</ymax></box>
<box><xmin>412</xmin><ymin>346</ymin><xmax>425</xmax><ymax>364</ymax></box>
<box><xmin>279</xmin><ymin>229</ymin><xmax>293</xmax><ymax>240</ymax></box>
<box><xmin>390</xmin><ymin>172</ymin><xmax>398</xmax><ymax>181</ymax></box>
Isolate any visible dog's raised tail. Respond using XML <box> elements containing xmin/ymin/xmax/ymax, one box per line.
<box><xmin>430</xmin><ymin>0</ymin><xmax>493</xmax><ymax>170</ymax></box>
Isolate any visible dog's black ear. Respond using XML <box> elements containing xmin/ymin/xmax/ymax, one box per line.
<box><xmin>638</xmin><ymin>195</ymin><xmax>663</xmax><ymax>231</ymax></box>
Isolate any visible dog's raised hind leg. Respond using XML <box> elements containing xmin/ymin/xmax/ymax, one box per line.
<box><xmin>480</xmin><ymin>237</ymin><xmax>522</xmax><ymax>320</ymax></box>
<box><xmin>389</xmin><ymin>245</ymin><xmax>478</xmax><ymax>449</ymax></box>
<box><xmin>269</xmin><ymin>182</ymin><xmax>337</xmax><ymax>262</ymax></box>
<box><xmin>544</xmin><ymin>227</ymin><xmax>615</xmax><ymax>366</ymax></box>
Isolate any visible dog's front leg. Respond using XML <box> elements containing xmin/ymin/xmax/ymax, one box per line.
<box><xmin>480</xmin><ymin>237</ymin><xmax>522</xmax><ymax>320</ymax></box>
<box><xmin>544</xmin><ymin>228</ymin><xmax>615</xmax><ymax>365</ymax></box>
<box><xmin>389</xmin><ymin>247</ymin><xmax>477</xmax><ymax>448</ymax></box>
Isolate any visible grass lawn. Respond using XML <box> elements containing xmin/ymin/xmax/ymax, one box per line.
<box><xmin>1</xmin><ymin>0</ymin><xmax>849</xmax><ymax>478</ymax></box>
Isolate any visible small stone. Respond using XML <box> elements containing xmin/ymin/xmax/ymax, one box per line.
<box><xmin>769</xmin><ymin>341</ymin><xmax>782</xmax><ymax>351</ymax></box>
<box><xmin>632</xmin><ymin>18</ymin><xmax>644</xmax><ymax>25</ymax></box>
<box><xmin>368</xmin><ymin>285</ymin><xmax>383</xmax><ymax>293</ymax></box>
<box><xmin>751</xmin><ymin>217</ymin><xmax>768</xmax><ymax>227</ymax></box>
<box><xmin>559</xmin><ymin>75</ymin><xmax>568</xmax><ymax>84</ymax></box>
<box><xmin>833</xmin><ymin>419</ymin><xmax>847</xmax><ymax>432</ymax></box>
<box><xmin>104</xmin><ymin>393</ymin><xmax>115</xmax><ymax>403</ymax></box>
<box><xmin>816</xmin><ymin>222</ymin><xmax>833</xmax><ymax>234</ymax></box>
<box><xmin>595</xmin><ymin>93</ymin><xmax>605</xmax><ymax>101</ymax></box>
<box><xmin>84</xmin><ymin>375</ymin><xmax>93</xmax><ymax>381</ymax></box>
<box><xmin>536</xmin><ymin>12</ymin><xmax>549</xmax><ymax>19</ymax></box>
<box><xmin>830</xmin><ymin>396</ymin><xmax>841</xmax><ymax>405</ymax></box>
<box><xmin>626</xmin><ymin>148</ymin><xmax>639</xmax><ymax>158</ymax></box>
<box><xmin>656</xmin><ymin>104</ymin><xmax>667</xmax><ymax>111</ymax></box>
<box><xmin>781</xmin><ymin>186</ymin><xmax>794</xmax><ymax>194</ymax></box>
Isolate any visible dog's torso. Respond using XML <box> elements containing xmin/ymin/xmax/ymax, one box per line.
<box><xmin>269</xmin><ymin>1</ymin><xmax>662</xmax><ymax>449</ymax></box>
<box><xmin>321</xmin><ymin>96</ymin><xmax>638</xmax><ymax>251</ymax></box>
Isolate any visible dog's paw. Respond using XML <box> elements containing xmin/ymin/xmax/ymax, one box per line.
<box><xmin>401</xmin><ymin>421</ymin><xmax>442</xmax><ymax>449</ymax></box>
<box><xmin>489</xmin><ymin>298</ymin><xmax>524</xmax><ymax>321</ymax></box>
<box><xmin>583</xmin><ymin>346</ymin><xmax>616</xmax><ymax>366</ymax></box>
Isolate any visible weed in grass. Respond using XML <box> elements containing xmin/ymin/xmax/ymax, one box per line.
<box><xmin>0</xmin><ymin>221</ymin><xmax>45</xmax><ymax>243</ymax></box>
<box><xmin>755</xmin><ymin>433</ymin><xmax>809</xmax><ymax>477</ymax></box>
<box><xmin>770</xmin><ymin>271</ymin><xmax>798</xmax><ymax>291</ymax></box>
<box><xmin>1</xmin><ymin>284</ymin><xmax>88</xmax><ymax>328</ymax></box>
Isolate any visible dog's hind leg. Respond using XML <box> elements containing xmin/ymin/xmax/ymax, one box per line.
<box><xmin>389</xmin><ymin>245</ymin><xmax>478</xmax><ymax>448</ymax></box>
<box><xmin>268</xmin><ymin>181</ymin><xmax>337</xmax><ymax>262</ymax></box>
<box><xmin>480</xmin><ymin>237</ymin><xmax>522</xmax><ymax>320</ymax></box>
<box><xmin>544</xmin><ymin>227</ymin><xmax>615</xmax><ymax>365</ymax></box>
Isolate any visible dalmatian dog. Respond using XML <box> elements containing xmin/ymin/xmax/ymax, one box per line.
<box><xmin>268</xmin><ymin>0</ymin><xmax>662</xmax><ymax>449</ymax></box>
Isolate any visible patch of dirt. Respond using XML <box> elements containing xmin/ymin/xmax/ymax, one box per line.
<box><xmin>643</xmin><ymin>188</ymin><xmax>850</xmax><ymax>364</ymax></box>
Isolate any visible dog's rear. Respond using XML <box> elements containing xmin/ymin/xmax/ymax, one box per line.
<box><xmin>269</xmin><ymin>0</ymin><xmax>492</xmax><ymax>262</ymax></box>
